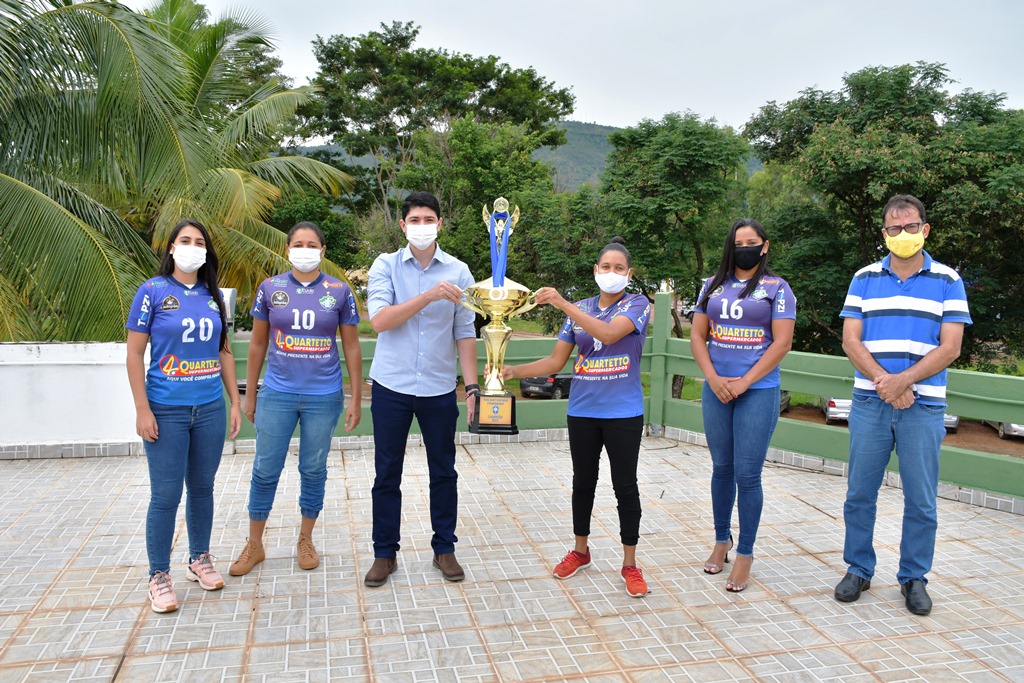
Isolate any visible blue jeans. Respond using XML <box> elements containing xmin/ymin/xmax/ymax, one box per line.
<box><xmin>702</xmin><ymin>383</ymin><xmax>779</xmax><ymax>557</ymax></box>
<box><xmin>249</xmin><ymin>386</ymin><xmax>344</xmax><ymax>520</ymax></box>
<box><xmin>370</xmin><ymin>382</ymin><xmax>459</xmax><ymax>557</ymax></box>
<box><xmin>843</xmin><ymin>395</ymin><xmax>946</xmax><ymax>584</ymax></box>
<box><xmin>145</xmin><ymin>399</ymin><xmax>226</xmax><ymax>576</ymax></box>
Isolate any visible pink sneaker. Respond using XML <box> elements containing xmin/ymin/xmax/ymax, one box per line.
<box><xmin>186</xmin><ymin>552</ymin><xmax>225</xmax><ymax>590</ymax></box>
<box><xmin>622</xmin><ymin>565</ymin><xmax>648</xmax><ymax>597</ymax></box>
<box><xmin>148</xmin><ymin>570</ymin><xmax>178</xmax><ymax>613</ymax></box>
<box><xmin>553</xmin><ymin>549</ymin><xmax>591</xmax><ymax>579</ymax></box>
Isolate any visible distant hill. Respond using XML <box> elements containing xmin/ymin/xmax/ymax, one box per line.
<box><xmin>534</xmin><ymin>121</ymin><xmax>618</xmax><ymax>191</ymax></box>
<box><xmin>298</xmin><ymin>120</ymin><xmax>620</xmax><ymax>193</ymax></box>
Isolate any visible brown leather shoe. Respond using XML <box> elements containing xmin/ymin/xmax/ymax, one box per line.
<box><xmin>433</xmin><ymin>553</ymin><xmax>465</xmax><ymax>582</ymax></box>
<box><xmin>363</xmin><ymin>557</ymin><xmax>397</xmax><ymax>587</ymax></box>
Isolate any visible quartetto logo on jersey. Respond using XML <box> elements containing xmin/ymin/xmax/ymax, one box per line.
<box><xmin>710</xmin><ymin>322</ymin><xmax>766</xmax><ymax>344</ymax></box>
<box><xmin>158</xmin><ymin>354</ymin><xmax>221</xmax><ymax>377</ymax></box>
<box><xmin>271</xmin><ymin>291</ymin><xmax>289</xmax><ymax>307</ymax></box>
<box><xmin>161</xmin><ymin>295</ymin><xmax>180</xmax><ymax>311</ymax></box>
<box><xmin>273</xmin><ymin>329</ymin><xmax>332</xmax><ymax>353</ymax></box>
<box><xmin>574</xmin><ymin>353</ymin><xmax>631</xmax><ymax>375</ymax></box>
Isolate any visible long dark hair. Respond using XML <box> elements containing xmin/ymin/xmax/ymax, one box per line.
<box><xmin>697</xmin><ymin>218</ymin><xmax>774</xmax><ymax>310</ymax></box>
<box><xmin>158</xmin><ymin>219</ymin><xmax>230</xmax><ymax>352</ymax></box>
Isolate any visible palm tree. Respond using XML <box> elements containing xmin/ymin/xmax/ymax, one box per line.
<box><xmin>0</xmin><ymin>0</ymin><xmax>352</xmax><ymax>342</ymax></box>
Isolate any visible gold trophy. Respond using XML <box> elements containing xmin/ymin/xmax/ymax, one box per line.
<box><xmin>461</xmin><ymin>197</ymin><xmax>538</xmax><ymax>434</ymax></box>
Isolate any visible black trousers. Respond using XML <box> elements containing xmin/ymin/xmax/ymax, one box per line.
<box><xmin>566</xmin><ymin>414</ymin><xmax>644</xmax><ymax>546</ymax></box>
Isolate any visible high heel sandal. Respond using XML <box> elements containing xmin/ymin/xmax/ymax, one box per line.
<box><xmin>726</xmin><ymin>555</ymin><xmax>753</xmax><ymax>592</ymax></box>
<box><xmin>703</xmin><ymin>535</ymin><xmax>734</xmax><ymax>575</ymax></box>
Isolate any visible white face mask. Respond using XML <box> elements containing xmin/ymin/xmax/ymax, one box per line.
<box><xmin>406</xmin><ymin>222</ymin><xmax>438</xmax><ymax>250</ymax></box>
<box><xmin>289</xmin><ymin>247</ymin><xmax>322</xmax><ymax>273</ymax></box>
<box><xmin>595</xmin><ymin>271</ymin><xmax>629</xmax><ymax>294</ymax></box>
<box><xmin>172</xmin><ymin>244</ymin><xmax>207</xmax><ymax>274</ymax></box>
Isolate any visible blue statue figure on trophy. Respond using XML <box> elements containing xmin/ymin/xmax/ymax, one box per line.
<box><xmin>460</xmin><ymin>197</ymin><xmax>538</xmax><ymax>434</ymax></box>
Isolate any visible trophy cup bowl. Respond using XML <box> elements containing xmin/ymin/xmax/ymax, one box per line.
<box><xmin>461</xmin><ymin>277</ymin><xmax>537</xmax><ymax>397</ymax></box>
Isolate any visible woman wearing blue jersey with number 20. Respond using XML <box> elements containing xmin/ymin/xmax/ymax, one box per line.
<box><xmin>229</xmin><ymin>222</ymin><xmax>363</xmax><ymax>577</ymax></box>
<box><xmin>691</xmin><ymin>218</ymin><xmax>795</xmax><ymax>593</ymax></box>
<box><xmin>503</xmin><ymin>237</ymin><xmax>652</xmax><ymax>598</ymax></box>
<box><xmin>126</xmin><ymin>220</ymin><xmax>242</xmax><ymax>614</ymax></box>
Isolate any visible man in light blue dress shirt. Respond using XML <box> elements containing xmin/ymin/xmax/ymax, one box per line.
<box><xmin>363</xmin><ymin>192</ymin><xmax>479</xmax><ymax>587</ymax></box>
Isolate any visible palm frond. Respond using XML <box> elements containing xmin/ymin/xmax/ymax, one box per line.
<box><xmin>0</xmin><ymin>271</ymin><xmax>40</xmax><ymax>342</ymax></box>
<box><xmin>0</xmin><ymin>173</ymin><xmax>149</xmax><ymax>341</ymax></box>
<box><xmin>246</xmin><ymin>155</ymin><xmax>355</xmax><ymax>197</ymax></box>
<box><xmin>220</xmin><ymin>88</ymin><xmax>309</xmax><ymax>153</ymax></box>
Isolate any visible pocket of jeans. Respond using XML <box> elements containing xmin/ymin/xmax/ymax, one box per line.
<box><xmin>918</xmin><ymin>402</ymin><xmax>945</xmax><ymax>414</ymax></box>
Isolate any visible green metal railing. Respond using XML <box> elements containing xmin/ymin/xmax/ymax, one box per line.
<box><xmin>229</xmin><ymin>292</ymin><xmax>1024</xmax><ymax>499</ymax></box>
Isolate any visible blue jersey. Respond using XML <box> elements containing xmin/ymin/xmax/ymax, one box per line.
<box><xmin>126</xmin><ymin>276</ymin><xmax>225</xmax><ymax>406</ymax></box>
<box><xmin>695</xmin><ymin>274</ymin><xmax>796</xmax><ymax>389</ymax></box>
<box><xmin>840</xmin><ymin>252</ymin><xmax>971</xmax><ymax>405</ymax></box>
<box><xmin>252</xmin><ymin>272</ymin><xmax>360</xmax><ymax>395</ymax></box>
<box><xmin>558</xmin><ymin>293</ymin><xmax>650</xmax><ymax>419</ymax></box>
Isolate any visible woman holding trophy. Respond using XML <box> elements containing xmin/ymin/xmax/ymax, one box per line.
<box><xmin>503</xmin><ymin>237</ymin><xmax>651</xmax><ymax>597</ymax></box>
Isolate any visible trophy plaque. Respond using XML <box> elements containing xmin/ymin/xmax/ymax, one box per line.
<box><xmin>461</xmin><ymin>198</ymin><xmax>537</xmax><ymax>434</ymax></box>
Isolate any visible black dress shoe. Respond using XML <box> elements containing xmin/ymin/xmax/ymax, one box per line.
<box><xmin>834</xmin><ymin>572</ymin><xmax>871</xmax><ymax>602</ymax></box>
<box><xmin>900</xmin><ymin>580</ymin><xmax>932</xmax><ymax>615</ymax></box>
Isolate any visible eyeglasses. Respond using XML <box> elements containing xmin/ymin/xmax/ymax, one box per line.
<box><xmin>883</xmin><ymin>222</ymin><xmax>923</xmax><ymax>237</ymax></box>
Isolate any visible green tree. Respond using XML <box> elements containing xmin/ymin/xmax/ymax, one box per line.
<box><xmin>397</xmin><ymin>115</ymin><xmax>558</xmax><ymax>283</ymax></box>
<box><xmin>306</xmin><ymin>21</ymin><xmax>574</xmax><ymax>226</ymax></box>
<box><xmin>0</xmin><ymin>0</ymin><xmax>351</xmax><ymax>341</ymax></box>
<box><xmin>601</xmin><ymin>112</ymin><xmax>751</xmax><ymax>336</ymax></box>
<box><xmin>745</xmin><ymin>62</ymin><xmax>1024</xmax><ymax>368</ymax></box>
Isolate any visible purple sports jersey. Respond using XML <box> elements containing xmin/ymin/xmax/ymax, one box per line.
<box><xmin>557</xmin><ymin>293</ymin><xmax>650</xmax><ymax>419</ymax></box>
<box><xmin>695</xmin><ymin>274</ymin><xmax>796</xmax><ymax>389</ymax></box>
<box><xmin>126</xmin><ymin>276</ymin><xmax>224</xmax><ymax>406</ymax></box>
<box><xmin>251</xmin><ymin>272</ymin><xmax>360</xmax><ymax>395</ymax></box>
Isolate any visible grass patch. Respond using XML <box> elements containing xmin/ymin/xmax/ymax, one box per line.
<box><xmin>508</xmin><ymin>318</ymin><xmax>546</xmax><ymax>334</ymax></box>
<box><xmin>357</xmin><ymin>318</ymin><xmax>377</xmax><ymax>337</ymax></box>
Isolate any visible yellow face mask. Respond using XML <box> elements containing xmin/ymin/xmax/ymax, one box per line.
<box><xmin>885</xmin><ymin>230</ymin><xmax>925</xmax><ymax>259</ymax></box>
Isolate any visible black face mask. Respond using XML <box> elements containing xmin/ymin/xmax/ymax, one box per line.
<box><xmin>733</xmin><ymin>245</ymin><xmax>764</xmax><ymax>271</ymax></box>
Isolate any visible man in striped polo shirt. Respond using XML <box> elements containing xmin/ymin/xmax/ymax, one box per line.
<box><xmin>833</xmin><ymin>194</ymin><xmax>971</xmax><ymax>616</ymax></box>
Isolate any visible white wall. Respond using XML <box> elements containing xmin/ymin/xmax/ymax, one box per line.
<box><xmin>0</xmin><ymin>342</ymin><xmax>138</xmax><ymax>445</ymax></box>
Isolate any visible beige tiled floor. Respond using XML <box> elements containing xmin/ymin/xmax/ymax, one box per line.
<box><xmin>0</xmin><ymin>436</ymin><xmax>1022</xmax><ymax>682</ymax></box>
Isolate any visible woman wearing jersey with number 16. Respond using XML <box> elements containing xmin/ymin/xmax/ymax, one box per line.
<box><xmin>230</xmin><ymin>222</ymin><xmax>363</xmax><ymax>577</ymax></box>
<box><xmin>126</xmin><ymin>219</ymin><xmax>242</xmax><ymax>614</ymax></box>
<box><xmin>691</xmin><ymin>218</ymin><xmax>795</xmax><ymax>593</ymax></box>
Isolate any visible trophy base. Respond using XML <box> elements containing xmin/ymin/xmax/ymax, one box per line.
<box><xmin>470</xmin><ymin>393</ymin><xmax>519</xmax><ymax>435</ymax></box>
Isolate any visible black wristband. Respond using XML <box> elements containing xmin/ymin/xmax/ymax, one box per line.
<box><xmin>464</xmin><ymin>383</ymin><xmax>480</xmax><ymax>396</ymax></box>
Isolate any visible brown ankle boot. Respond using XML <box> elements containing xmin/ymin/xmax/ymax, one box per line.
<box><xmin>363</xmin><ymin>557</ymin><xmax>397</xmax><ymax>587</ymax></box>
<box><xmin>229</xmin><ymin>538</ymin><xmax>265</xmax><ymax>576</ymax></box>
<box><xmin>297</xmin><ymin>534</ymin><xmax>319</xmax><ymax>570</ymax></box>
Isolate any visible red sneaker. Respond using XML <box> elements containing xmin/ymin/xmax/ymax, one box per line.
<box><xmin>552</xmin><ymin>549</ymin><xmax>591</xmax><ymax>579</ymax></box>
<box><xmin>622</xmin><ymin>565</ymin><xmax>648</xmax><ymax>597</ymax></box>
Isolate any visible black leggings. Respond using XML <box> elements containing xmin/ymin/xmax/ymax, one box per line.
<box><xmin>566</xmin><ymin>415</ymin><xmax>644</xmax><ymax>546</ymax></box>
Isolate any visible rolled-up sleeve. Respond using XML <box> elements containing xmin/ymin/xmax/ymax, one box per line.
<box><xmin>366</xmin><ymin>254</ymin><xmax>395</xmax><ymax>320</ymax></box>
<box><xmin>453</xmin><ymin>264</ymin><xmax>476</xmax><ymax>340</ymax></box>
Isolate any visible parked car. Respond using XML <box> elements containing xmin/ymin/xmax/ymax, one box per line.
<box><xmin>679</xmin><ymin>299</ymin><xmax>696</xmax><ymax>321</ymax></box>
<box><xmin>982</xmin><ymin>420</ymin><xmax>1024</xmax><ymax>440</ymax></box>
<box><xmin>779</xmin><ymin>390</ymin><xmax>791</xmax><ymax>414</ymax></box>
<box><xmin>819</xmin><ymin>396</ymin><xmax>851</xmax><ymax>425</ymax></box>
<box><xmin>520</xmin><ymin>374</ymin><xmax>573</xmax><ymax>400</ymax></box>
<box><xmin>818</xmin><ymin>395</ymin><xmax>959</xmax><ymax>432</ymax></box>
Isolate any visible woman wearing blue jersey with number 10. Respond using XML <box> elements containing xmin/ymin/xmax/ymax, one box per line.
<box><xmin>126</xmin><ymin>220</ymin><xmax>242</xmax><ymax>614</ymax></box>
<box><xmin>229</xmin><ymin>222</ymin><xmax>363</xmax><ymax>577</ymax></box>
<box><xmin>691</xmin><ymin>218</ymin><xmax>795</xmax><ymax>593</ymax></box>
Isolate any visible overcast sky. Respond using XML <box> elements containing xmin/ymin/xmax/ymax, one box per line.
<box><xmin>124</xmin><ymin>0</ymin><xmax>1024</xmax><ymax>130</ymax></box>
